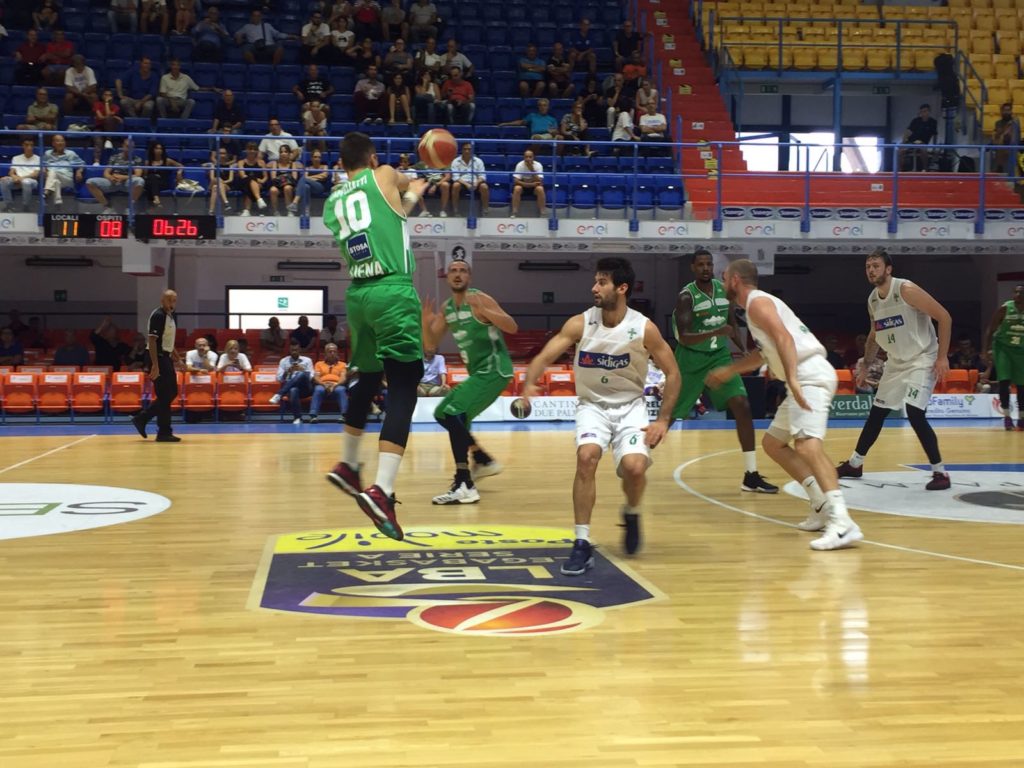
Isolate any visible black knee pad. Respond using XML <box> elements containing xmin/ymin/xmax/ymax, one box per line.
<box><xmin>379</xmin><ymin>359</ymin><xmax>423</xmax><ymax>448</ymax></box>
<box><xmin>345</xmin><ymin>370</ymin><xmax>384</xmax><ymax>430</ymax></box>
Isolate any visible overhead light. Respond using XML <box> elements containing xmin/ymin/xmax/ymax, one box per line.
<box><xmin>518</xmin><ymin>260</ymin><xmax>580</xmax><ymax>271</ymax></box>
<box><xmin>25</xmin><ymin>256</ymin><xmax>93</xmax><ymax>267</ymax></box>
<box><xmin>276</xmin><ymin>260</ymin><xmax>342</xmax><ymax>271</ymax></box>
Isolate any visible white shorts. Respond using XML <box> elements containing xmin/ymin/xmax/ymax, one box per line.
<box><xmin>873</xmin><ymin>358</ymin><xmax>935</xmax><ymax>411</ymax></box>
<box><xmin>575</xmin><ymin>398</ymin><xmax>651</xmax><ymax>476</ymax></box>
<box><xmin>766</xmin><ymin>379</ymin><xmax>836</xmax><ymax>443</ymax></box>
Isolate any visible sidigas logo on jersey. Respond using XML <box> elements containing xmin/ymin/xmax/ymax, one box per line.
<box><xmin>578</xmin><ymin>351</ymin><xmax>631</xmax><ymax>370</ymax></box>
<box><xmin>874</xmin><ymin>315</ymin><xmax>905</xmax><ymax>331</ymax></box>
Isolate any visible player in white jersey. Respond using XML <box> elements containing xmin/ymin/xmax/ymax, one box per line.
<box><xmin>706</xmin><ymin>259</ymin><xmax>863</xmax><ymax>550</ymax></box>
<box><xmin>837</xmin><ymin>249</ymin><xmax>952</xmax><ymax>490</ymax></box>
<box><xmin>522</xmin><ymin>258</ymin><xmax>681</xmax><ymax>575</ymax></box>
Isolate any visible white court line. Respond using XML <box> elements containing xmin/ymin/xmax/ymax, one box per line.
<box><xmin>0</xmin><ymin>434</ymin><xmax>97</xmax><ymax>476</ymax></box>
<box><xmin>672</xmin><ymin>449</ymin><xmax>1024</xmax><ymax>573</ymax></box>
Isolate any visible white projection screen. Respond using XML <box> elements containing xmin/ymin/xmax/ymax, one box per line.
<box><xmin>226</xmin><ymin>286</ymin><xmax>328</xmax><ymax>330</ymax></box>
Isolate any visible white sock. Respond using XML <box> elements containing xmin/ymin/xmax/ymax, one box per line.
<box><xmin>825</xmin><ymin>490</ymin><xmax>851</xmax><ymax>523</ymax></box>
<box><xmin>932</xmin><ymin>463</ymin><xmax>945</xmax><ymax>474</ymax></box>
<box><xmin>622</xmin><ymin>504</ymin><xmax>641</xmax><ymax>516</ymax></box>
<box><xmin>374</xmin><ymin>452</ymin><xmax>402</xmax><ymax>496</ymax></box>
<box><xmin>342</xmin><ymin>431</ymin><xmax>360</xmax><ymax>469</ymax></box>
<box><xmin>743</xmin><ymin>451</ymin><xmax>757</xmax><ymax>473</ymax></box>
<box><xmin>802</xmin><ymin>476</ymin><xmax>826</xmax><ymax>509</ymax></box>
<box><xmin>849</xmin><ymin>451</ymin><xmax>866</xmax><ymax>469</ymax></box>
<box><xmin>574</xmin><ymin>524</ymin><xmax>591</xmax><ymax>541</ymax></box>
<box><xmin>1001</xmin><ymin>405</ymin><xmax>1010</xmax><ymax>417</ymax></box>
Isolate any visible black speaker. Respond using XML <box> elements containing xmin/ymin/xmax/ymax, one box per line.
<box><xmin>934</xmin><ymin>53</ymin><xmax>961</xmax><ymax>110</ymax></box>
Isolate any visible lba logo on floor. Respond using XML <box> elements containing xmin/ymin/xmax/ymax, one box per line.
<box><xmin>252</xmin><ymin>525</ymin><xmax>662</xmax><ymax>636</ymax></box>
<box><xmin>0</xmin><ymin>483</ymin><xmax>171</xmax><ymax>540</ymax></box>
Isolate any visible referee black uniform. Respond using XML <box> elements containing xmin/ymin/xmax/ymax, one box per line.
<box><xmin>132</xmin><ymin>295</ymin><xmax>180</xmax><ymax>442</ymax></box>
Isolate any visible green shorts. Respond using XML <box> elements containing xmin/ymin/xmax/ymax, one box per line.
<box><xmin>993</xmin><ymin>341</ymin><xmax>1024</xmax><ymax>383</ymax></box>
<box><xmin>672</xmin><ymin>346</ymin><xmax>747</xmax><ymax>419</ymax></box>
<box><xmin>434</xmin><ymin>371</ymin><xmax>511</xmax><ymax>423</ymax></box>
<box><xmin>346</xmin><ymin>277</ymin><xmax>422</xmax><ymax>374</ymax></box>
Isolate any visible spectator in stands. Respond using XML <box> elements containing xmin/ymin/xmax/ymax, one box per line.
<box><xmin>604</xmin><ymin>72</ymin><xmax>626</xmax><ymax>129</ymax></box>
<box><xmin>381</xmin><ymin>0</ymin><xmax>407</xmax><ymax>41</ymax></box>
<box><xmin>268</xmin><ymin>145</ymin><xmax>301</xmax><ymax>216</ymax></box>
<box><xmin>269</xmin><ymin>341</ymin><xmax>315</xmax><ymax>424</ymax></box>
<box><xmin>330</xmin><ymin>17</ymin><xmax>356</xmax><ymax>61</ymax></box>
<box><xmin>569</xmin><ymin>18</ymin><xmax>597</xmax><ymax>75</ymax></box>
<box><xmin>621</xmin><ymin>50</ymin><xmax>646</xmax><ymax>98</ymax></box>
<box><xmin>610</xmin><ymin>98</ymin><xmax>639</xmax><ymax>150</ymax></box>
<box><xmin>354</xmin><ymin>65</ymin><xmax>388</xmax><ymax>123</ymax></box>
<box><xmin>442</xmin><ymin>66</ymin><xmax>475</xmax><ymax>124</ymax></box>
<box><xmin>5</xmin><ymin>311</ymin><xmax>28</xmax><ymax>338</ymax></box>
<box><xmin>500</xmin><ymin>98</ymin><xmax>558</xmax><ymax>140</ymax></box>
<box><xmin>217</xmin><ymin>339</ymin><xmax>252</xmax><ymax>372</ymax></box>
<box><xmin>211</xmin><ymin>89</ymin><xmax>245</xmax><ymax>135</ymax></box>
<box><xmin>412</xmin><ymin>154</ymin><xmax>450</xmax><ymax>216</ymax></box>
<box><xmin>414</xmin><ymin>69</ymin><xmax>440</xmax><ymax>123</ymax></box>
<box><xmin>901</xmin><ymin>103</ymin><xmax>937</xmax><ymax>172</ymax></box>
<box><xmin>293</xmin><ymin>149</ymin><xmax>330</xmax><ymax>214</ymax></box>
<box><xmin>63</xmin><ymin>55</ymin><xmax>98</xmax><ymax>117</ymax></box>
<box><xmin>15</xmin><ymin>29</ymin><xmax>47</xmax><ymax>85</ymax></box>
<box><xmin>235</xmin><ymin>142</ymin><xmax>269</xmax><ymax>215</ymax></box>
<box><xmin>518</xmin><ymin>44</ymin><xmax>547</xmax><ymax>99</ymax></box>
<box><xmin>16</xmin><ymin>88</ymin><xmax>58</xmax><ymax>132</ymax></box>
<box><xmin>143</xmin><ymin>142</ymin><xmax>184</xmax><ymax>208</ymax></box>
<box><xmin>33</xmin><ymin>0</ymin><xmax>61</xmax><ymax>31</ymax></box>
<box><xmin>260</xmin><ymin>316</ymin><xmax>286</xmax><ymax>355</ymax></box>
<box><xmin>157</xmin><ymin>59</ymin><xmax>202</xmax><ymax>120</ymax></box>
<box><xmin>417</xmin><ymin>347</ymin><xmax>449</xmax><ymax>396</ymax></box>
<box><xmin>91</xmin><ymin>88</ymin><xmax>124</xmax><ymax>166</ymax></box>
<box><xmin>644</xmin><ymin>358</ymin><xmax>665</xmax><ymax>400</ymax></box>
<box><xmin>855</xmin><ymin>350</ymin><xmax>885</xmax><ymax>394</ymax></box>
<box><xmin>53</xmin><ymin>330</ymin><xmax>90</xmax><ymax>367</ymax></box>
<box><xmin>635</xmin><ymin>77</ymin><xmax>658</xmax><ymax>114</ymax></box>
<box><xmin>193</xmin><ymin>7</ymin><xmax>231</xmax><ymax>63</ymax></box>
<box><xmin>310</xmin><ymin>343</ymin><xmax>348</xmax><ymax>422</ymax></box>
<box><xmin>172</xmin><ymin>0</ymin><xmax>199</xmax><ymax>36</ymax></box>
<box><xmin>408</xmin><ymin>0</ymin><xmax>439</xmax><ymax>44</ymax></box>
<box><xmin>185</xmin><ymin>336</ymin><xmax>217</xmax><ymax>374</ymax></box>
<box><xmin>18</xmin><ymin>318</ymin><xmax>44</xmax><ymax>350</ymax></box>
<box><xmin>847</xmin><ymin>333</ymin><xmax>867</xmax><ymax>367</ymax></box>
<box><xmin>125</xmin><ymin>333</ymin><xmax>150</xmax><ymax>371</ymax></box>
<box><xmin>258</xmin><ymin>117</ymin><xmax>300</xmax><ymax>162</ymax></box>
<box><xmin>86</xmin><ymin>138</ymin><xmax>145</xmax><ymax>214</ymax></box>
<box><xmin>352</xmin><ymin>0</ymin><xmax>382</xmax><ymax>40</ymax></box>
<box><xmin>442</xmin><ymin>39</ymin><xmax>474</xmax><ymax>86</ymax></box>
<box><xmin>289</xmin><ymin>316</ymin><xmax>318</xmax><ymax>353</ymax></box>
<box><xmin>416</xmin><ymin>37</ymin><xmax>444</xmax><ymax>78</ymax></box>
<box><xmin>384</xmin><ymin>37</ymin><xmax>414</xmax><ymax>80</ymax></box>
<box><xmin>206</xmin><ymin>146</ymin><xmax>235</xmax><ymax>214</ymax></box>
<box><xmin>949</xmin><ymin>337</ymin><xmax>984</xmax><ymax>371</ymax></box>
<box><xmin>614</xmin><ymin>19</ymin><xmax>643</xmax><ymax>72</ymax></box>
<box><xmin>141</xmin><ymin>0</ymin><xmax>169</xmax><ymax>36</ymax></box>
<box><xmin>578</xmin><ymin>76</ymin><xmax>604</xmax><ymax>126</ymax></box>
<box><xmin>41</xmin><ymin>29</ymin><xmax>74</xmax><ymax>86</ymax></box>
<box><xmin>823</xmin><ymin>336</ymin><xmax>844</xmax><ymax>369</ymax></box>
<box><xmin>109</xmin><ymin>0</ymin><xmax>138</xmax><ymax>34</ymax></box>
<box><xmin>320</xmin><ymin>314</ymin><xmax>346</xmax><ymax>350</ymax></box>
<box><xmin>449</xmin><ymin>142</ymin><xmax>488</xmax><ymax>216</ymax></box>
<box><xmin>301</xmin><ymin>9</ymin><xmax>333</xmax><ymax>65</ymax></box>
<box><xmin>329</xmin><ymin>0</ymin><xmax>354</xmax><ymax>25</ymax></box>
<box><xmin>116</xmin><ymin>58</ymin><xmax>159</xmax><ymax>121</ymax></box>
<box><xmin>236</xmin><ymin>10</ymin><xmax>288</xmax><ymax>66</ymax></box>
<box><xmin>0</xmin><ymin>328</ymin><xmax>24</xmax><ymax>367</ymax></box>
<box><xmin>545</xmin><ymin>42</ymin><xmax>575</xmax><ymax>99</ymax></box>
<box><xmin>559</xmin><ymin>101</ymin><xmax>591</xmax><ymax>156</ymax></box>
<box><xmin>42</xmin><ymin>134</ymin><xmax>85</xmax><ymax>206</ymax></box>
<box><xmin>387</xmin><ymin>72</ymin><xmax>413</xmax><ymax>124</ymax></box>
<box><xmin>350</xmin><ymin>36</ymin><xmax>381</xmax><ymax>74</ymax></box>
<box><xmin>90</xmin><ymin>318</ymin><xmax>130</xmax><ymax>370</ymax></box>
<box><xmin>992</xmin><ymin>103</ymin><xmax>1021</xmax><ymax>175</ymax></box>
<box><xmin>638</xmin><ymin>101</ymin><xmax>668</xmax><ymax>156</ymax></box>
<box><xmin>511</xmin><ymin>149</ymin><xmax>546</xmax><ymax>218</ymax></box>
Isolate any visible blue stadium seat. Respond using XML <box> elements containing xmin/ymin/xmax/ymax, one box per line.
<box><xmin>248</xmin><ymin>66</ymin><xmax>274</xmax><ymax>92</ymax></box>
<box><xmin>474</xmin><ymin>97</ymin><xmax>496</xmax><ymax>125</ymax></box>
<box><xmin>480</xmin><ymin>153</ymin><xmax>505</xmax><ymax>170</ymax></box>
<box><xmin>169</xmin><ymin>38</ymin><xmax>194</xmax><ymax>63</ymax></box>
<box><xmin>488</xmin><ymin>48</ymin><xmax>514</xmax><ymax>71</ymax></box>
<box><xmin>245</xmin><ymin>94</ymin><xmax>273</xmax><ymax>122</ymax></box>
<box><xmin>497</xmin><ymin>101</ymin><xmax>523</xmax><ymax>124</ymax></box>
<box><xmin>275</xmin><ymin>65</ymin><xmax>302</xmax><ymax>93</ymax></box>
<box><xmin>222</xmin><ymin>65</ymin><xmax>246</xmax><ymax>92</ymax></box>
<box><xmin>632</xmin><ymin>181</ymin><xmax>656</xmax><ymax>212</ymax></box>
<box><xmin>273</xmin><ymin>94</ymin><xmax>300</xmax><ymax>122</ymax></box>
<box><xmin>138</xmin><ymin>35</ymin><xmax>166</xmax><ymax>62</ymax></box>
<box><xmin>191</xmin><ymin>94</ymin><xmax>217</xmax><ymax>121</ymax></box>
<box><xmin>83</xmin><ymin>33</ymin><xmax>109</xmax><ymax>61</ymax></box>
<box><xmin>509</xmin><ymin>28</ymin><xmax>532</xmax><ymax>50</ymax></box>
<box><xmin>192</xmin><ymin>64</ymin><xmax>221</xmax><ymax>89</ymax></box>
<box><xmin>654</xmin><ymin>176</ymin><xmax>685</xmax><ymax>209</ymax></box>
<box><xmin>569</xmin><ymin>174</ymin><xmax>598</xmax><ymax>213</ymax></box>
<box><xmin>484</xmin><ymin>27</ymin><xmax>509</xmax><ymax>47</ymax></box>
<box><xmin>329</xmin><ymin>69</ymin><xmax>355</xmax><ymax>94</ymax></box>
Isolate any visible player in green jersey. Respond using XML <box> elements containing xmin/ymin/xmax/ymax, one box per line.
<box><xmin>984</xmin><ymin>283</ymin><xmax>1024</xmax><ymax>431</ymax></box>
<box><xmin>323</xmin><ymin>131</ymin><xmax>427</xmax><ymax>541</ymax></box>
<box><xmin>422</xmin><ymin>258</ymin><xmax>518</xmax><ymax>504</ymax></box>
<box><xmin>673</xmin><ymin>248</ymin><xmax>778</xmax><ymax>493</ymax></box>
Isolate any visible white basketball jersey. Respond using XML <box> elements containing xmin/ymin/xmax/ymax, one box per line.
<box><xmin>574</xmin><ymin>307</ymin><xmax>649</xmax><ymax>407</ymax></box>
<box><xmin>744</xmin><ymin>290</ymin><xmax>834</xmax><ymax>386</ymax></box>
<box><xmin>869</xmin><ymin>277</ymin><xmax>938</xmax><ymax>365</ymax></box>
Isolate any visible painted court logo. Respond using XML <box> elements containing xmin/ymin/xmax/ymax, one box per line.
<box><xmin>252</xmin><ymin>525</ymin><xmax>662</xmax><ymax>635</ymax></box>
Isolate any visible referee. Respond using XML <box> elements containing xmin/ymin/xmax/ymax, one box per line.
<box><xmin>131</xmin><ymin>289</ymin><xmax>181</xmax><ymax>442</ymax></box>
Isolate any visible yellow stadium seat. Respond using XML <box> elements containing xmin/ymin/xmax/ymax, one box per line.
<box><xmin>989</xmin><ymin>87</ymin><xmax>1012</xmax><ymax>106</ymax></box>
<box><xmin>973</xmin><ymin>0</ymin><xmax>993</xmax><ymax>8</ymax></box>
<box><xmin>1011</xmin><ymin>84</ymin><xmax>1024</xmax><ymax>106</ymax></box>
<box><xmin>866</xmin><ymin>48</ymin><xmax>892</xmax><ymax>71</ymax></box>
<box><xmin>995</xmin><ymin>61</ymin><xmax>1020</xmax><ymax>81</ymax></box>
<box><xmin>872</xmin><ymin>27</ymin><xmax>897</xmax><ymax>44</ymax></box>
<box><xmin>995</xmin><ymin>13</ymin><xmax>1019</xmax><ymax>32</ymax></box>
<box><xmin>842</xmin><ymin>47</ymin><xmax>867</xmax><ymax>70</ymax></box>
<box><xmin>973</xmin><ymin>60</ymin><xmax>996</xmax><ymax>80</ymax></box>
<box><xmin>998</xmin><ymin>36</ymin><xmax>1021</xmax><ymax>56</ymax></box>
<box><xmin>992</xmin><ymin>0</ymin><xmax>1013</xmax><ymax>9</ymax></box>
<box><xmin>818</xmin><ymin>47</ymin><xmax>839</xmax><ymax>69</ymax></box>
<box><xmin>767</xmin><ymin>46</ymin><xmax>794</xmax><ymax>69</ymax></box>
<box><xmin>793</xmin><ymin>47</ymin><xmax>818</xmax><ymax>69</ymax></box>
<box><xmin>741</xmin><ymin>46</ymin><xmax>769</xmax><ymax>69</ymax></box>
<box><xmin>913</xmin><ymin>49</ymin><xmax>938</xmax><ymax>71</ymax></box>
<box><xmin>984</xmin><ymin>106</ymin><xmax>1004</xmax><ymax>132</ymax></box>
<box><xmin>974</xmin><ymin>13</ymin><xmax>997</xmax><ymax>33</ymax></box>
<box><xmin>971</xmin><ymin>34</ymin><xmax>995</xmax><ymax>56</ymax></box>
<box><xmin>948</xmin><ymin>0</ymin><xmax>970</xmax><ymax>7</ymax></box>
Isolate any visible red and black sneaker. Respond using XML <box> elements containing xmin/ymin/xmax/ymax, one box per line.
<box><xmin>326</xmin><ymin>462</ymin><xmax>362</xmax><ymax>497</ymax></box>
<box><xmin>836</xmin><ymin>460</ymin><xmax>863</xmax><ymax>479</ymax></box>
<box><xmin>925</xmin><ymin>472</ymin><xmax>951</xmax><ymax>491</ymax></box>
<box><xmin>356</xmin><ymin>485</ymin><xmax>404</xmax><ymax>541</ymax></box>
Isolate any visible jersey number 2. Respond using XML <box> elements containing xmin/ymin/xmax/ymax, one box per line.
<box><xmin>709</xmin><ymin>336</ymin><xmax>718</xmax><ymax>349</ymax></box>
<box><xmin>332</xmin><ymin>190</ymin><xmax>372</xmax><ymax>239</ymax></box>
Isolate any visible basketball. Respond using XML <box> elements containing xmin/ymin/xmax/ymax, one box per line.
<box><xmin>510</xmin><ymin>397</ymin><xmax>532</xmax><ymax>419</ymax></box>
<box><xmin>418</xmin><ymin>128</ymin><xmax>458</xmax><ymax>169</ymax></box>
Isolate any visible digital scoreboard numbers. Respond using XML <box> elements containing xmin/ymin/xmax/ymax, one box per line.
<box><xmin>135</xmin><ymin>215</ymin><xmax>216</xmax><ymax>241</ymax></box>
<box><xmin>44</xmin><ymin>213</ymin><xmax>128</xmax><ymax>239</ymax></box>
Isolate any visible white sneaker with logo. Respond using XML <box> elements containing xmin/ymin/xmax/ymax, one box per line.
<box><xmin>809</xmin><ymin>520</ymin><xmax>863</xmax><ymax>551</ymax></box>
<box><xmin>471</xmin><ymin>460</ymin><xmax>504</xmax><ymax>481</ymax></box>
<box><xmin>431</xmin><ymin>481</ymin><xmax>481</xmax><ymax>505</ymax></box>
<box><xmin>797</xmin><ymin>501</ymin><xmax>828</xmax><ymax>532</ymax></box>
<box><xmin>268</xmin><ymin>394</ymin><xmax>281</xmax><ymax>405</ymax></box>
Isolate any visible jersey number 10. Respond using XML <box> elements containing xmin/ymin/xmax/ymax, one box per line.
<box><xmin>332</xmin><ymin>190</ymin><xmax>373</xmax><ymax>239</ymax></box>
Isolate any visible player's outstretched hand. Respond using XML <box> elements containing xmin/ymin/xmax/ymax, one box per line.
<box><xmin>407</xmin><ymin>177</ymin><xmax>429</xmax><ymax>198</ymax></box>
<box><xmin>933</xmin><ymin>355</ymin><xmax>950</xmax><ymax>383</ymax></box>
<box><xmin>520</xmin><ymin>382</ymin><xmax>541</xmax><ymax>405</ymax></box>
<box><xmin>787</xmin><ymin>379</ymin><xmax>811</xmax><ymax>411</ymax></box>
<box><xmin>642</xmin><ymin>420</ymin><xmax>668</xmax><ymax>448</ymax></box>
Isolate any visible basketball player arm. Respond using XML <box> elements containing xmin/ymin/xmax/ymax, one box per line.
<box><xmin>522</xmin><ymin>315</ymin><xmax>584</xmax><ymax>400</ymax></box>
<box><xmin>643</xmin><ymin>321</ymin><xmax>680</xmax><ymax>446</ymax></box>
<box><xmin>983</xmin><ymin>305</ymin><xmax>1007</xmax><ymax>360</ymax></box>
<box><xmin>747</xmin><ymin>297</ymin><xmax>811</xmax><ymax>411</ymax></box>
<box><xmin>901</xmin><ymin>282</ymin><xmax>952</xmax><ymax>379</ymax></box>
<box><xmin>420</xmin><ymin>296</ymin><xmax>448</xmax><ymax>351</ymax></box>
<box><xmin>468</xmin><ymin>292</ymin><xmax>518</xmax><ymax>334</ymax></box>
<box><xmin>673</xmin><ymin>292</ymin><xmax>731</xmax><ymax>345</ymax></box>
<box><xmin>379</xmin><ymin>164</ymin><xmax>427</xmax><ymax>213</ymax></box>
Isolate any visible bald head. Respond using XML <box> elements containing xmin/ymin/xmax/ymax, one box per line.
<box><xmin>725</xmin><ymin>259</ymin><xmax>758</xmax><ymax>287</ymax></box>
<box><xmin>161</xmin><ymin>290</ymin><xmax>178</xmax><ymax>311</ymax></box>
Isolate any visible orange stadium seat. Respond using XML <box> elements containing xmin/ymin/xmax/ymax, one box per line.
<box><xmin>83</xmin><ymin>365</ymin><xmax>113</xmax><ymax>375</ymax></box>
<box><xmin>250</xmin><ymin>372</ymin><xmax>281</xmax><ymax>412</ymax></box>
<box><xmin>17</xmin><ymin>365</ymin><xmax>47</xmax><ymax>373</ymax></box>
<box><xmin>218</xmin><ymin>372</ymin><xmax>250</xmax><ymax>413</ymax></box>
<box><xmin>50</xmin><ymin>365</ymin><xmax>80</xmax><ymax>373</ymax></box>
<box><xmin>183</xmin><ymin>373</ymin><xmax>216</xmax><ymax>412</ymax></box>
<box><xmin>836</xmin><ymin>368</ymin><xmax>856</xmax><ymax>395</ymax></box>
<box><xmin>37</xmin><ymin>372</ymin><xmax>71</xmax><ymax>414</ymax></box>
<box><xmin>938</xmin><ymin>369</ymin><xmax>972</xmax><ymax>393</ymax></box>
<box><xmin>2</xmin><ymin>373</ymin><xmax>37</xmax><ymax>414</ymax></box>
<box><xmin>110</xmin><ymin>372</ymin><xmax>146</xmax><ymax>413</ymax></box>
<box><xmin>446</xmin><ymin>368</ymin><xmax>470</xmax><ymax>388</ymax></box>
<box><xmin>71</xmin><ymin>373</ymin><xmax>107</xmax><ymax>415</ymax></box>
<box><xmin>545</xmin><ymin>370</ymin><xmax>577</xmax><ymax>396</ymax></box>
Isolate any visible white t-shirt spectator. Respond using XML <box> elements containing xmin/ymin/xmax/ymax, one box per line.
<box><xmin>65</xmin><ymin>66</ymin><xmax>98</xmax><ymax>92</ymax></box>
<box><xmin>185</xmin><ymin>349</ymin><xmax>218</xmax><ymax>371</ymax></box>
<box><xmin>419</xmin><ymin>50</ymin><xmax>444</xmax><ymax>71</ymax></box>
<box><xmin>355</xmin><ymin>77</ymin><xmax>385</xmax><ymax>100</ymax></box>
<box><xmin>332</xmin><ymin>29</ymin><xmax>355</xmax><ymax>49</ymax></box>
<box><xmin>276</xmin><ymin>355</ymin><xmax>314</xmax><ymax>382</ymax></box>
<box><xmin>612</xmin><ymin>110</ymin><xmax>636</xmax><ymax>141</ymax></box>
<box><xmin>513</xmin><ymin>159</ymin><xmax>544</xmax><ymax>182</ymax></box>
<box><xmin>160</xmin><ymin>72</ymin><xmax>199</xmax><ymax>100</ymax></box>
<box><xmin>217</xmin><ymin>352</ymin><xmax>252</xmax><ymax>372</ymax></box>
<box><xmin>258</xmin><ymin>131</ymin><xmax>300</xmax><ymax>161</ymax></box>
<box><xmin>421</xmin><ymin>353</ymin><xmax>447</xmax><ymax>386</ymax></box>
<box><xmin>302</xmin><ymin>21</ymin><xmax>331</xmax><ymax>43</ymax></box>
<box><xmin>450</xmin><ymin>155</ymin><xmax>485</xmax><ymax>185</ymax></box>
<box><xmin>9</xmin><ymin>154</ymin><xmax>42</xmax><ymax>179</ymax></box>
<box><xmin>409</xmin><ymin>1</ymin><xmax>437</xmax><ymax>26</ymax></box>
<box><xmin>639</xmin><ymin>112</ymin><xmax>667</xmax><ymax>137</ymax></box>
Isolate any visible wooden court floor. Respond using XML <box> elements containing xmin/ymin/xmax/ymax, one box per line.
<box><xmin>1</xmin><ymin>425</ymin><xmax>1023</xmax><ymax>768</ymax></box>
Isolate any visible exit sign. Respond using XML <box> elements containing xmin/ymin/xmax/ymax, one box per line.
<box><xmin>54</xmin><ymin>289</ymin><xmax>67</xmax><ymax>303</ymax></box>
<box><xmin>872</xmin><ymin>85</ymin><xmax>891</xmax><ymax>95</ymax></box>
<box><xmin>542</xmin><ymin>291</ymin><xmax>554</xmax><ymax>304</ymax></box>
<box><xmin>269</xmin><ymin>275</ymin><xmax>285</xmax><ymax>283</ymax></box>
<box><xmin>760</xmin><ymin>84</ymin><xmax>779</xmax><ymax>94</ymax></box>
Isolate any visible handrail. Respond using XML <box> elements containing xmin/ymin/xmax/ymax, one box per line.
<box><xmin>718</xmin><ymin>45</ymin><xmax>743</xmax><ymax>131</ymax></box>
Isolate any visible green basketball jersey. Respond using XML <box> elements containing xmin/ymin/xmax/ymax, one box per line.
<box><xmin>323</xmin><ymin>168</ymin><xmax>414</xmax><ymax>281</ymax></box>
<box><xmin>995</xmin><ymin>300</ymin><xmax>1024</xmax><ymax>348</ymax></box>
<box><xmin>672</xmin><ymin>279</ymin><xmax>730</xmax><ymax>354</ymax></box>
<box><xmin>443</xmin><ymin>290</ymin><xmax>513</xmax><ymax>377</ymax></box>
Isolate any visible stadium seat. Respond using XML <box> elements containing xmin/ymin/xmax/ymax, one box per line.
<box><xmin>544</xmin><ymin>370</ymin><xmax>576</xmax><ymax>396</ymax></box>
<box><xmin>71</xmin><ymin>373</ymin><xmax>107</xmax><ymax>415</ymax></box>
<box><xmin>836</xmin><ymin>368</ymin><xmax>856</xmax><ymax>395</ymax></box>
<box><xmin>37</xmin><ymin>372</ymin><xmax>72</xmax><ymax>414</ymax></box>
<box><xmin>939</xmin><ymin>369</ymin><xmax>972</xmax><ymax>393</ymax></box>
<box><xmin>2</xmin><ymin>373</ymin><xmax>37</xmax><ymax>414</ymax></box>
<box><xmin>218</xmin><ymin>372</ymin><xmax>250</xmax><ymax>414</ymax></box>
<box><xmin>250</xmin><ymin>372</ymin><xmax>281</xmax><ymax>412</ymax></box>
<box><xmin>184</xmin><ymin>373</ymin><xmax>216</xmax><ymax>413</ymax></box>
<box><xmin>447</xmin><ymin>368</ymin><xmax>470</xmax><ymax>388</ymax></box>
<box><xmin>110</xmin><ymin>371</ymin><xmax>146</xmax><ymax>413</ymax></box>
